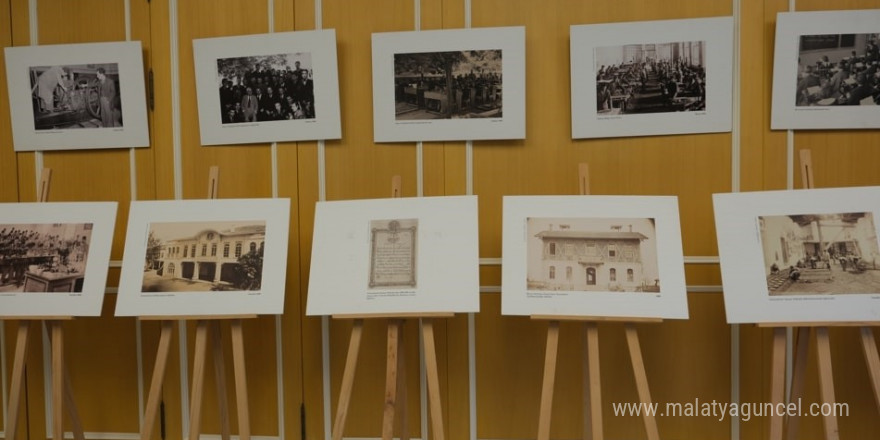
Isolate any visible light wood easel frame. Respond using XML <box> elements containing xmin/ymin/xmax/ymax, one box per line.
<box><xmin>139</xmin><ymin>167</ymin><xmax>256</xmax><ymax>440</ymax></box>
<box><xmin>329</xmin><ymin>176</ymin><xmax>453</xmax><ymax>440</ymax></box>
<box><xmin>534</xmin><ymin>164</ymin><xmax>662</xmax><ymax>440</ymax></box>
<box><xmin>764</xmin><ymin>150</ymin><xmax>880</xmax><ymax>440</ymax></box>
<box><xmin>3</xmin><ymin>168</ymin><xmax>85</xmax><ymax>440</ymax></box>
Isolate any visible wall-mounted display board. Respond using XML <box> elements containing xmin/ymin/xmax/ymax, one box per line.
<box><xmin>501</xmin><ymin>196</ymin><xmax>688</xmax><ymax>319</ymax></box>
<box><xmin>714</xmin><ymin>187</ymin><xmax>880</xmax><ymax>323</ymax></box>
<box><xmin>4</xmin><ymin>41</ymin><xmax>149</xmax><ymax>151</ymax></box>
<box><xmin>771</xmin><ymin>9</ymin><xmax>880</xmax><ymax>130</ymax></box>
<box><xmin>371</xmin><ymin>26</ymin><xmax>525</xmax><ymax>143</ymax></box>
<box><xmin>570</xmin><ymin>16</ymin><xmax>733</xmax><ymax>139</ymax></box>
<box><xmin>306</xmin><ymin>196</ymin><xmax>479</xmax><ymax>315</ymax></box>
<box><xmin>0</xmin><ymin>202</ymin><xmax>117</xmax><ymax>316</ymax></box>
<box><xmin>115</xmin><ymin>198</ymin><xmax>291</xmax><ymax>316</ymax></box>
<box><xmin>193</xmin><ymin>29</ymin><xmax>342</xmax><ymax>145</ymax></box>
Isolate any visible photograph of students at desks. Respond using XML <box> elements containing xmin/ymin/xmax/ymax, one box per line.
<box><xmin>795</xmin><ymin>32</ymin><xmax>880</xmax><ymax>106</ymax></box>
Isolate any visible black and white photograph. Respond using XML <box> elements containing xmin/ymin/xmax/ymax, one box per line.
<box><xmin>0</xmin><ymin>202</ymin><xmax>117</xmax><ymax>317</ymax></box>
<box><xmin>793</xmin><ymin>33</ymin><xmax>880</xmax><ymax>107</ymax></box>
<box><xmin>141</xmin><ymin>220</ymin><xmax>266</xmax><ymax>293</ymax></box>
<box><xmin>714</xmin><ymin>186</ymin><xmax>880</xmax><ymax>323</ymax></box>
<box><xmin>502</xmin><ymin>196</ymin><xmax>688</xmax><ymax>319</ymax></box>
<box><xmin>526</xmin><ymin>217</ymin><xmax>660</xmax><ymax>293</ymax></box>
<box><xmin>193</xmin><ymin>30</ymin><xmax>341</xmax><ymax>145</ymax></box>
<box><xmin>372</xmin><ymin>26</ymin><xmax>525</xmax><ymax>142</ymax></box>
<box><xmin>369</xmin><ymin>218</ymin><xmax>417</xmax><ymax>289</ymax></box>
<box><xmin>570</xmin><ymin>16</ymin><xmax>733</xmax><ymax>139</ymax></box>
<box><xmin>759</xmin><ymin>212</ymin><xmax>880</xmax><ymax>296</ymax></box>
<box><xmin>29</xmin><ymin>63</ymin><xmax>122</xmax><ymax>130</ymax></box>
<box><xmin>307</xmin><ymin>196</ymin><xmax>479</xmax><ymax>316</ymax></box>
<box><xmin>772</xmin><ymin>9</ymin><xmax>880</xmax><ymax>129</ymax></box>
<box><xmin>115</xmin><ymin>198</ymin><xmax>290</xmax><ymax>317</ymax></box>
<box><xmin>216</xmin><ymin>53</ymin><xmax>315</xmax><ymax>124</ymax></box>
<box><xmin>1</xmin><ymin>223</ymin><xmax>94</xmax><ymax>293</ymax></box>
<box><xmin>4</xmin><ymin>41</ymin><xmax>149</xmax><ymax>151</ymax></box>
<box><xmin>393</xmin><ymin>50</ymin><xmax>502</xmax><ymax>120</ymax></box>
<box><xmin>594</xmin><ymin>41</ymin><xmax>706</xmax><ymax>115</ymax></box>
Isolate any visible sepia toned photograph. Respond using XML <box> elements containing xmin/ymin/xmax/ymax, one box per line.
<box><xmin>502</xmin><ymin>195</ymin><xmax>688</xmax><ymax>319</ymax></box>
<box><xmin>714</xmin><ymin>186</ymin><xmax>880</xmax><ymax>323</ymax></box>
<box><xmin>0</xmin><ymin>202</ymin><xmax>117</xmax><ymax>317</ymax></box>
<box><xmin>570</xmin><ymin>16</ymin><xmax>733</xmax><ymax>139</ymax></box>
<box><xmin>115</xmin><ymin>198</ymin><xmax>290</xmax><ymax>317</ymax></box>
<box><xmin>4</xmin><ymin>41</ymin><xmax>149</xmax><ymax>151</ymax></box>
<box><xmin>771</xmin><ymin>10</ymin><xmax>880</xmax><ymax>130</ymax></box>
<box><xmin>759</xmin><ymin>212</ymin><xmax>880</xmax><ymax>296</ymax></box>
<box><xmin>193</xmin><ymin>30</ymin><xmax>341</xmax><ymax>145</ymax></box>
<box><xmin>0</xmin><ymin>223</ymin><xmax>93</xmax><ymax>293</ymax></box>
<box><xmin>526</xmin><ymin>217</ymin><xmax>660</xmax><ymax>293</ymax></box>
<box><xmin>372</xmin><ymin>26</ymin><xmax>525</xmax><ymax>142</ymax></box>
<box><xmin>216</xmin><ymin>53</ymin><xmax>315</xmax><ymax>124</ymax></box>
<box><xmin>142</xmin><ymin>220</ymin><xmax>266</xmax><ymax>293</ymax></box>
<box><xmin>793</xmin><ymin>33</ymin><xmax>880</xmax><ymax>107</ymax></box>
<box><xmin>594</xmin><ymin>41</ymin><xmax>706</xmax><ymax>115</ymax></box>
<box><xmin>29</xmin><ymin>63</ymin><xmax>123</xmax><ymax>130</ymax></box>
<box><xmin>369</xmin><ymin>218</ymin><xmax>417</xmax><ymax>289</ymax></box>
<box><xmin>394</xmin><ymin>50</ymin><xmax>502</xmax><ymax>120</ymax></box>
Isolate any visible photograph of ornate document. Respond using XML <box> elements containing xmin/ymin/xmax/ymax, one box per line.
<box><xmin>369</xmin><ymin>218</ymin><xmax>417</xmax><ymax>288</ymax></box>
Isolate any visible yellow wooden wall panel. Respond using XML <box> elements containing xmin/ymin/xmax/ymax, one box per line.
<box><xmin>0</xmin><ymin>0</ymin><xmax>18</xmax><ymax>203</ymax></box>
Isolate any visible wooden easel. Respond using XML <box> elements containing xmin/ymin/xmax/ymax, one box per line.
<box><xmin>535</xmin><ymin>163</ymin><xmax>662</xmax><ymax>440</ymax></box>
<box><xmin>3</xmin><ymin>168</ymin><xmax>85</xmax><ymax>440</ymax></box>
<box><xmin>330</xmin><ymin>175</ymin><xmax>453</xmax><ymax>440</ymax></box>
<box><xmin>140</xmin><ymin>166</ymin><xmax>255</xmax><ymax>440</ymax></box>
<box><xmin>765</xmin><ymin>150</ymin><xmax>880</xmax><ymax>440</ymax></box>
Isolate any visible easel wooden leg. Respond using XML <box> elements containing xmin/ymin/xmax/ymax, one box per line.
<box><xmin>785</xmin><ymin>327</ymin><xmax>810</xmax><ymax>440</ymax></box>
<box><xmin>6</xmin><ymin>321</ymin><xmax>32</xmax><ymax>440</ymax></box>
<box><xmin>769</xmin><ymin>327</ymin><xmax>786</xmax><ymax>440</ymax></box>
<box><xmin>421</xmin><ymin>319</ymin><xmax>445</xmax><ymax>440</ymax></box>
<box><xmin>383</xmin><ymin>319</ymin><xmax>404</xmax><ymax>440</ymax></box>
<box><xmin>142</xmin><ymin>321</ymin><xmax>173</xmax><ymax>440</ymax></box>
<box><xmin>815</xmin><ymin>327</ymin><xmax>839</xmax><ymax>440</ymax></box>
<box><xmin>859</xmin><ymin>327</ymin><xmax>880</xmax><ymax>415</ymax></box>
<box><xmin>583</xmin><ymin>323</ymin><xmax>602</xmax><ymax>440</ymax></box>
<box><xmin>50</xmin><ymin>321</ymin><xmax>65</xmax><ymax>440</ymax></box>
<box><xmin>211</xmin><ymin>321</ymin><xmax>232</xmax><ymax>440</ymax></box>
<box><xmin>624</xmin><ymin>324</ymin><xmax>659</xmax><ymax>440</ymax></box>
<box><xmin>331</xmin><ymin>319</ymin><xmax>364</xmax><ymax>440</ymax></box>
<box><xmin>396</xmin><ymin>321</ymin><xmax>409</xmax><ymax>440</ymax></box>
<box><xmin>230</xmin><ymin>319</ymin><xmax>251</xmax><ymax>440</ymax></box>
<box><xmin>537</xmin><ymin>321</ymin><xmax>559</xmax><ymax>440</ymax></box>
<box><xmin>189</xmin><ymin>321</ymin><xmax>210</xmax><ymax>440</ymax></box>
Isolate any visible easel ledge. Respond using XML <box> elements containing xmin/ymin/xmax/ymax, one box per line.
<box><xmin>139</xmin><ymin>314</ymin><xmax>258</xmax><ymax>321</ymax></box>
<box><xmin>332</xmin><ymin>312</ymin><xmax>455</xmax><ymax>320</ymax></box>
<box><xmin>531</xmin><ymin>315</ymin><xmax>662</xmax><ymax>323</ymax></box>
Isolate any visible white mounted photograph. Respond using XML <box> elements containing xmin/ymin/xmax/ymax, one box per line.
<box><xmin>771</xmin><ymin>9</ymin><xmax>880</xmax><ymax>130</ymax></box>
<box><xmin>4</xmin><ymin>41</ymin><xmax>149</xmax><ymax>151</ymax></box>
<box><xmin>0</xmin><ymin>202</ymin><xmax>117</xmax><ymax>317</ymax></box>
<box><xmin>502</xmin><ymin>196</ymin><xmax>688</xmax><ymax>319</ymax></box>
<box><xmin>306</xmin><ymin>196</ymin><xmax>479</xmax><ymax>316</ymax></box>
<box><xmin>115</xmin><ymin>198</ymin><xmax>290</xmax><ymax>317</ymax></box>
<box><xmin>570</xmin><ymin>16</ymin><xmax>733</xmax><ymax>139</ymax></box>
<box><xmin>371</xmin><ymin>26</ymin><xmax>525</xmax><ymax>142</ymax></box>
<box><xmin>714</xmin><ymin>187</ymin><xmax>880</xmax><ymax>324</ymax></box>
<box><xmin>193</xmin><ymin>29</ymin><xmax>341</xmax><ymax>145</ymax></box>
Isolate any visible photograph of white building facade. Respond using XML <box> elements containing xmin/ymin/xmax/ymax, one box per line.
<box><xmin>759</xmin><ymin>212</ymin><xmax>880</xmax><ymax>295</ymax></box>
<box><xmin>144</xmin><ymin>221</ymin><xmax>266</xmax><ymax>292</ymax></box>
<box><xmin>526</xmin><ymin>217</ymin><xmax>660</xmax><ymax>292</ymax></box>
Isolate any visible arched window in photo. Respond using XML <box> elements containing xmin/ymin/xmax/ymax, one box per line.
<box><xmin>223</xmin><ymin>243</ymin><xmax>230</xmax><ymax>258</ymax></box>
<box><xmin>549</xmin><ymin>266</ymin><xmax>556</xmax><ymax>280</ymax></box>
<box><xmin>235</xmin><ymin>242</ymin><xmax>242</xmax><ymax>258</ymax></box>
<box><xmin>610</xmin><ymin>268</ymin><xmax>616</xmax><ymax>282</ymax></box>
<box><xmin>586</xmin><ymin>267</ymin><xmax>596</xmax><ymax>285</ymax></box>
<box><xmin>627</xmin><ymin>268</ymin><xmax>634</xmax><ymax>282</ymax></box>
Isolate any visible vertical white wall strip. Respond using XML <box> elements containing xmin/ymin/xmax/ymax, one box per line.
<box><xmin>41</xmin><ymin>323</ymin><xmax>52</xmax><ymax>435</ymax></box>
<box><xmin>463</xmin><ymin>3</ymin><xmax>476</xmax><ymax>440</ymax></box>
<box><xmin>1</xmin><ymin>324</ymin><xmax>7</xmax><ymax>437</ymax></box>
<box><xmin>30</xmin><ymin>0</ymin><xmax>42</xmax><ymax>199</ymax></box>
<box><xmin>730</xmin><ymin>1</ymin><xmax>742</xmax><ymax>439</ymax></box>
<box><xmin>136</xmin><ymin>321</ymin><xmax>146</xmax><ymax>430</ymax></box>
<box><xmin>784</xmin><ymin>0</ymin><xmax>796</xmax><ymax>409</ymax></box>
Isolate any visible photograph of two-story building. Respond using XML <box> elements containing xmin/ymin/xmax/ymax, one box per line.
<box><xmin>143</xmin><ymin>220</ymin><xmax>266</xmax><ymax>292</ymax></box>
<box><xmin>526</xmin><ymin>217</ymin><xmax>660</xmax><ymax>293</ymax></box>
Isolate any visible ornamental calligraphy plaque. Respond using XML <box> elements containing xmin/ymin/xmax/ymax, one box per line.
<box><xmin>368</xmin><ymin>218</ymin><xmax>417</xmax><ymax>289</ymax></box>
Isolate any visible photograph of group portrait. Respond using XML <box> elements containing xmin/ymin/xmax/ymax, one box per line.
<box><xmin>193</xmin><ymin>30</ymin><xmax>341</xmax><ymax>145</ymax></box>
<box><xmin>794</xmin><ymin>32</ymin><xmax>880</xmax><ymax>107</ymax></box>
